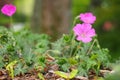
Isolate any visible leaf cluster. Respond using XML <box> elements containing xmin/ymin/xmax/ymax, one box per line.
<box><xmin>0</xmin><ymin>27</ymin><xmax>50</xmax><ymax>76</ymax></box>
<box><xmin>50</xmin><ymin>34</ymin><xmax>111</xmax><ymax>77</ymax></box>
<box><xmin>0</xmin><ymin>26</ymin><xmax>111</xmax><ymax>78</ymax></box>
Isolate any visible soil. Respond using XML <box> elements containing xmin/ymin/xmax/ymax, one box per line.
<box><xmin>0</xmin><ymin>67</ymin><xmax>112</xmax><ymax>80</ymax></box>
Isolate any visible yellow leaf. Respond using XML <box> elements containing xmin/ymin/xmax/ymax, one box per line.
<box><xmin>55</xmin><ymin>69</ymin><xmax>78</xmax><ymax>79</ymax></box>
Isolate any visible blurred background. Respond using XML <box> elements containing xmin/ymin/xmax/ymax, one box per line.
<box><xmin>0</xmin><ymin>0</ymin><xmax>120</xmax><ymax>61</ymax></box>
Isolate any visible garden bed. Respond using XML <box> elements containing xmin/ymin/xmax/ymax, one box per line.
<box><xmin>0</xmin><ymin>6</ymin><xmax>114</xmax><ymax>80</ymax></box>
<box><xmin>0</xmin><ymin>65</ymin><xmax>112</xmax><ymax>80</ymax></box>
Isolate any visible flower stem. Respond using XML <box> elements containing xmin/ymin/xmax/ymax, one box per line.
<box><xmin>10</xmin><ymin>16</ymin><xmax>13</xmax><ymax>31</ymax></box>
<box><xmin>70</xmin><ymin>35</ymin><xmax>75</xmax><ymax>57</ymax></box>
<box><xmin>72</xmin><ymin>15</ymin><xmax>80</xmax><ymax>27</ymax></box>
<box><xmin>73</xmin><ymin>41</ymin><xmax>81</xmax><ymax>57</ymax></box>
<box><xmin>87</xmin><ymin>39</ymin><xmax>96</xmax><ymax>55</ymax></box>
<box><xmin>69</xmin><ymin>15</ymin><xmax>80</xmax><ymax>57</ymax></box>
<box><xmin>87</xmin><ymin>38</ymin><xmax>102</xmax><ymax>56</ymax></box>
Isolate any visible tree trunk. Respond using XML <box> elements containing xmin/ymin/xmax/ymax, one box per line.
<box><xmin>31</xmin><ymin>0</ymin><xmax>42</xmax><ymax>33</ymax></box>
<box><xmin>31</xmin><ymin>0</ymin><xmax>71</xmax><ymax>41</ymax></box>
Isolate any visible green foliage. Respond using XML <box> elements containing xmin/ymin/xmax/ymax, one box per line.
<box><xmin>0</xmin><ymin>27</ymin><xmax>18</xmax><ymax>67</ymax></box>
<box><xmin>50</xmin><ymin>34</ymin><xmax>110</xmax><ymax>77</ymax></box>
<box><xmin>0</xmin><ymin>27</ymin><xmax>50</xmax><ymax>77</ymax></box>
<box><xmin>0</xmin><ymin>0</ymin><xmax>116</xmax><ymax>79</ymax></box>
<box><xmin>37</xmin><ymin>56</ymin><xmax>46</xmax><ymax>70</ymax></box>
<box><xmin>14</xmin><ymin>63</ymin><xmax>27</xmax><ymax>76</ymax></box>
<box><xmin>0</xmin><ymin>25</ymin><xmax>111</xmax><ymax>78</ymax></box>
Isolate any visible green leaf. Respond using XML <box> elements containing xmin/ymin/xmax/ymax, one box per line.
<box><xmin>68</xmin><ymin>58</ymin><xmax>78</xmax><ymax>65</ymax></box>
<box><xmin>14</xmin><ymin>63</ymin><xmax>27</xmax><ymax>76</ymax></box>
<box><xmin>63</xmin><ymin>34</ymin><xmax>70</xmax><ymax>43</ymax></box>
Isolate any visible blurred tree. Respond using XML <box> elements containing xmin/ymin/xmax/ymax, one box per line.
<box><xmin>31</xmin><ymin>0</ymin><xmax>71</xmax><ymax>41</ymax></box>
<box><xmin>31</xmin><ymin>0</ymin><xmax>41</xmax><ymax>33</ymax></box>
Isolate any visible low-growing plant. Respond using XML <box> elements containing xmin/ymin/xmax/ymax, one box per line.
<box><xmin>0</xmin><ymin>3</ymin><xmax>111</xmax><ymax>80</ymax></box>
<box><xmin>48</xmin><ymin>13</ymin><xmax>111</xmax><ymax>77</ymax></box>
<box><xmin>0</xmin><ymin>27</ymin><xmax>50</xmax><ymax>76</ymax></box>
<box><xmin>0</xmin><ymin>27</ymin><xmax>18</xmax><ymax>67</ymax></box>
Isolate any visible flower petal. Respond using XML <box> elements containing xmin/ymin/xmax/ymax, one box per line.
<box><xmin>1</xmin><ymin>4</ymin><xmax>16</xmax><ymax>16</ymax></box>
<box><xmin>81</xmin><ymin>37</ymin><xmax>92</xmax><ymax>43</ymax></box>
<box><xmin>73</xmin><ymin>24</ymin><xmax>82</xmax><ymax>35</ymax></box>
<box><xmin>79</xmin><ymin>12</ymin><xmax>96</xmax><ymax>24</ymax></box>
<box><xmin>87</xmin><ymin>28</ymin><xmax>96</xmax><ymax>37</ymax></box>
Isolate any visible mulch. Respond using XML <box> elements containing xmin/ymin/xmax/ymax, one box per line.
<box><xmin>0</xmin><ymin>67</ymin><xmax>112</xmax><ymax>80</ymax></box>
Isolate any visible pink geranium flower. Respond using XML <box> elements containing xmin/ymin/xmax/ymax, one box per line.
<box><xmin>73</xmin><ymin>23</ymin><xmax>96</xmax><ymax>43</ymax></box>
<box><xmin>80</xmin><ymin>12</ymin><xmax>96</xmax><ymax>24</ymax></box>
<box><xmin>1</xmin><ymin>4</ymin><xmax>16</xmax><ymax>17</ymax></box>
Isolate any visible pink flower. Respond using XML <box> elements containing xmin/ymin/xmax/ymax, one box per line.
<box><xmin>1</xmin><ymin>4</ymin><xmax>16</xmax><ymax>17</ymax></box>
<box><xmin>80</xmin><ymin>12</ymin><xmax>96</xmax><ymax>24</ymax></box>
<box><xmin>73</xmin><ymin>23</ymin><xmax>96</xmax><ymax>43</ymax></box>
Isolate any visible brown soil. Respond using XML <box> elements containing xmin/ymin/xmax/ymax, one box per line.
<box><xmin>0</xmin><ymin>68</ymin><xmax>112</xmax><ymax>80</ymax></box>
